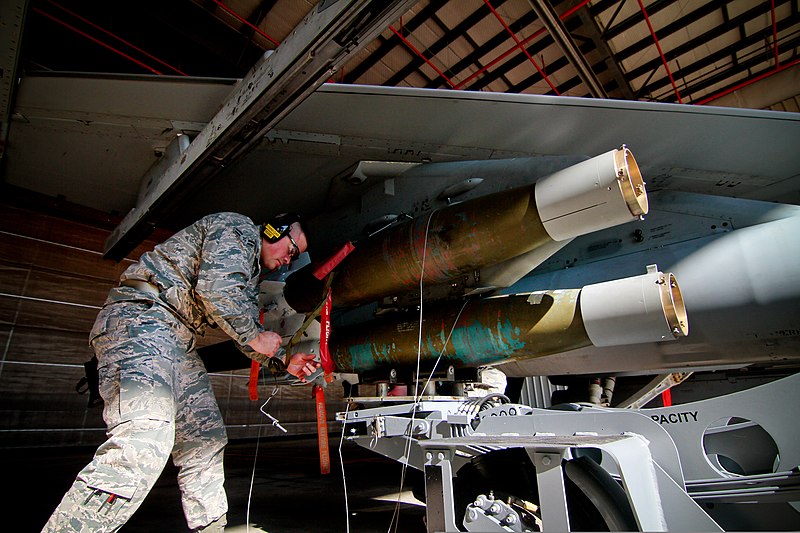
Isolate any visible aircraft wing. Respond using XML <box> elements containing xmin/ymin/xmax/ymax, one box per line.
<box><xmin>7</xmin><ymin>75</ymin><xmax>799</xmax><ymax>220</ymax></box>
<box><xmin>5</xmin><ymin>74</ymin><xmax>800</xmax><ymax>378</ymax></box>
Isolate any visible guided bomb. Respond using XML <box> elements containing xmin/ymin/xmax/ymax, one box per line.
<box><xmin>328</xmin><ymin>266</ymin><xmax>687</xmax><ymax>373</ymax></box>
<box><xmin>285</xmin><ymin>146</ymin><xmax>647</xmax><ymax>311</ymax></box>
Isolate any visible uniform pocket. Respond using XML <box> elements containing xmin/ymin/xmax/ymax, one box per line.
<box><xmin>87</xmin><ymin>355</ymin><xmax>176</xmax><ymax>501</ymax></box>
<box><xmin>89</xmin><ymin>307</ymin><xmax>113</xmax><ymax>344</ymax></box>
<box><xmin>100</xmin><ymin>354</ymin><xmax>175</xmax><ymax>428</ymax></box>
<box><xmin>90</xmin><ymin>301</ymin><xmax>155</xmax><ymax>345</ymax></box>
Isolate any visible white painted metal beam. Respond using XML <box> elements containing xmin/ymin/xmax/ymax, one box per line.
<box><xmin>103</xmin><ymin>0</ymin><xmax>418</xmax><ymax>260</ymax></box>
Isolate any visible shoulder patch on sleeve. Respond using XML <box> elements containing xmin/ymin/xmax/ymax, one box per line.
<box><xmin>233</xmin><ymin>225</ymin><xmax>258</xmax><ymax>249</ymax></box>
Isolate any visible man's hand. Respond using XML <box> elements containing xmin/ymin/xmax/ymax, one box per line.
<box><xmin>247</xmin><ymin>331</ymin><xmax>282</xmax><ymax>359</ymax></box>
<box><xmin>286</xmin><ymin>352</ymin><xmax>321</xmax><ymax>381</ymax></box>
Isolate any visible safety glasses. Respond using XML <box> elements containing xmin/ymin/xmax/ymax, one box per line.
<box><xmin>286</xmin><ymin>233</ymin><xmax>301</xmax><ymax>260</ymax></box>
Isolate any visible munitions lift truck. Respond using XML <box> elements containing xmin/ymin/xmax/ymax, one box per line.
<box><xmin>336</xmin><ymin>371</ymin><xmax>800</xmax><ymax>532</ymax></box>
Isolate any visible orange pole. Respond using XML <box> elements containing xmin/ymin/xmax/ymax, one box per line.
<box><xmin>314</xmin><ymin>385</ymin><xmax>331</xmax><ymax>475</ymax></box>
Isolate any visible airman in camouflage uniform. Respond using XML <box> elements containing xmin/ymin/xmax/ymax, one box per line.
<box><xmin>43</xmin><ymin>212</ymin><xmax>320</xmax><ymax>532</ymax></box>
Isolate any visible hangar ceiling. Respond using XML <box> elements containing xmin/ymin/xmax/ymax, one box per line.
<box><xmin>2</xmin><ymin>0</ymin><xmax>799</xmax><ymax>454</ymax></box>
<box><xmin>16</xmin><ymin>0</ymin><xmax>800</xmax><ymax>110</ymax></box>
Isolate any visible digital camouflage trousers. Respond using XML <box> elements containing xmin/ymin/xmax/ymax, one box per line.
<box><xmin>43</xmin><ymin>300</ymin><xmax>228</xmax><ymax>532</ymax></box>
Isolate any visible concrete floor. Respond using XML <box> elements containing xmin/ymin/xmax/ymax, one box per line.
<box><xmin>8</xmin><ymin>436</ymin><xmax>428</xmax><ymax>532</ymax></box>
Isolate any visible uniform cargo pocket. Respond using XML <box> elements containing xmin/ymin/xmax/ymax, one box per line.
<box><xmin>100</xmin><ymin>355</ymin><xmax>175</xmax><ymax>428</ymax></box>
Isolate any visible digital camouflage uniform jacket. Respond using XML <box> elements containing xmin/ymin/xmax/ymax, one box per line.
<box><xmin>98</xmin><ymin>212</ymin><xmax>264</xmax><ymax>361</ymax></box>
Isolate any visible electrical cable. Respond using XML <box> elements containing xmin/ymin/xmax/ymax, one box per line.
<box><xmin>387</xmin><ymin>208</ymin><xmax>438</xmax><ymax>533</ymax></box>
<box><xmin>339</xmin><ymin>399</ymin><xmax>353</xmax><ymax>533</ymax></box>
<box><xmin>337</xmin><ymin>207</ymin><xmax>471</xmax><ymax>533</ymax></box>
<box><xmin>245</xmin><ymin>422</ymin><xmax>261</xmax><ymax>533</ymax></box>
<box><xmin>245</xmin><ymin>370</ymin><xmax>280</xmax><ymax>532</ymax></box>
<box><xmin>388</xmin><ymin>208</ymin><xmax>473</xmax><ymax>533</ymax></box>
<box><xmin>46</xmin><ymin>0</ymin><xmax>187</xmax><ymax>75</ymax></box>
<box><xmin>387</xmin><ymin>296</ymin><xmax>469</xmax><ymax>533</ymax></box>
<box><xmin>417</xmin><ymin>299</ymin><xmax>470</xmax><ymax>400</ymax></box>
<box><xmin>415</xmin><ymin>209</ymin><xmax>439</xmax><ymax>400</ymax></box>
<box><xmin>31</xmin><ymin>7</ymin><xmax>164</xmax><ymax>75</ymax></box>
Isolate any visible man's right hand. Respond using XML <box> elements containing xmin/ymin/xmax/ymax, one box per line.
<box><xmin>247</xmin><ymin>331</ymin><xmax>282</xmax><ymax>359</ymax></box>
<box><xmin>285</xmin><ymin>352</ymin><xmax>321</xmax><ymax>381</ymax></box>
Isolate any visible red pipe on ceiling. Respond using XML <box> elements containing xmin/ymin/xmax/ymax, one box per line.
<box><xmin>454</xmin><ymin>0</ymin><xmax>591</xmax><ymax>90</ymax></box>
<box><xmin>32</xmin><ymin>7</ymin><xmax>163</xmax><ymax>75</ymax></box>
<box><xmin>46</xmin><ymin>0</ymin><xmax>186</xmax><ymax>76</ymax></box>
<box><xmin>389</xmin><ymin>24</ymin><xmax>457</xmax><ymax>88</ymax></box>
<box><xmin>484</xmin><ymin>0</ymin><xmax>560</xmax><ymax>94</ymax></box>
<box><xmin>637</xmin><ymin>0</ymin><xmax>683</xmax><ymax>103</ymax></box>
<box><xmin>212</xmin><ymin>0</ymin><xmax>280</xmax><ymax>47</ymax></box>
<box><xmin>454</xmin><ymin>28</ymin><xmax>545</xmax><ymax>89</ymax></box>
<box><xmin>695</xmin><ymin>58</ymin><xmax>800</xmax><ymax>106</ymax></box>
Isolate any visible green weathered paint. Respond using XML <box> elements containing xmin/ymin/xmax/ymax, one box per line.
<box><xmin>330</xmin><ymin>291</ymin><xmax>592</xmax><ymax>373</ymax></box>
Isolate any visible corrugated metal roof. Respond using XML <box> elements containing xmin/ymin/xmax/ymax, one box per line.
<box><xmin>17</xmin><ymin>0</ymin><xmax>800</xmax><ymax>108</ymax></box>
